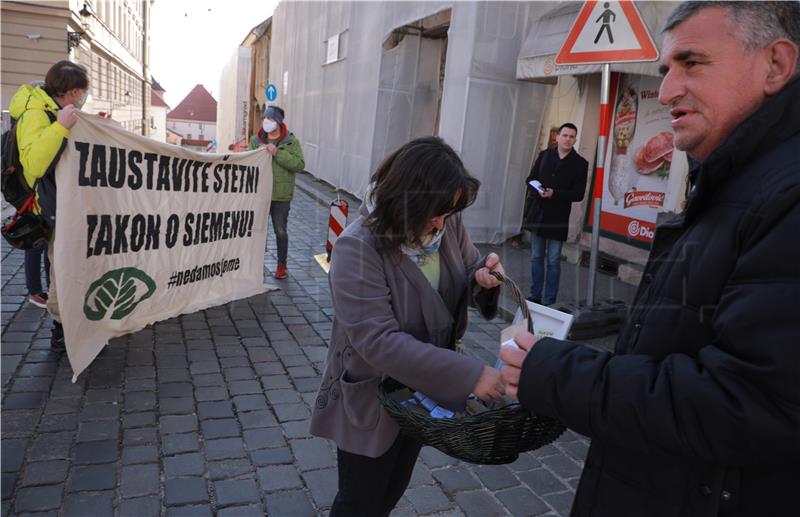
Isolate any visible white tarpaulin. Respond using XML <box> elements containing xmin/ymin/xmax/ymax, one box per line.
<box><xmin>54</xmin><ymin>114</ymin><xmax>274</xmax><ymax>380</ymax></box>
<box><xmin>269</xmin><ymin>1</ymin><xmax>549</xmax><ymax>244</ymax></box>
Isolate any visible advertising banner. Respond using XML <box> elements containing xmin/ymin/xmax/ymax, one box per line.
<box><xmin>598</xmin><ymin>74</ymin><xmax>685</xmax><ymax>244</ymax></box>
<box><xmin>54</xmin><ymin>114</ymin><xmax>274</xmax><ymax>380</ymax></box>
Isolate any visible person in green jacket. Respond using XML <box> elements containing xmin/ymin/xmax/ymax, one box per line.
<box><xmin>248</xmin><ymin>105</ymin><xmax>305</xmax><ymax>279</ymax></box>
<box><xmin>8</xmin><ymin>60</ymin><xmax>89</xmax><ymax>352</ymax></box>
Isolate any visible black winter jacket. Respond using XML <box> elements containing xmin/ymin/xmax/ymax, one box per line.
<box><xmin>519</xmin><ymin>76</ymin><xmax>800</xmax><ymax>517</ymax></box>
<box><xmin>522</xmin><ymin>147</ymin><xmax>588</xmax><ymax>241</ymax></box>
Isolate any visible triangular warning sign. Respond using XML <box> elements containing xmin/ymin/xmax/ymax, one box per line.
<box><xmin>556</xmin><ymin>1</ymin><xmax>659</xmax><ymax>65</ymax></box>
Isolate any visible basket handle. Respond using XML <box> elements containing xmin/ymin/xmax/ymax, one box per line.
<box><xmin>489</xmin><ymin>271</ymin><xmax>534</xmax><ymax>334</ymax></box>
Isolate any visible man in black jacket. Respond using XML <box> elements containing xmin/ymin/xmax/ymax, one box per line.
<box><xmin>522</xmin><ymin>123</ymin><xmax>588</xmax><ymax>305</ymax></box>
<box><xmin>502</xmin><ymin>2</ymin><xmax>800</xmax><ymax>516</ymax></box>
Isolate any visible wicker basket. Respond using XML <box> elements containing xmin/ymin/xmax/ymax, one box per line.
<box><xmin>378</xmin><ymin>272</ymin><xmax>566</xmax><ymax>465</ymax></box>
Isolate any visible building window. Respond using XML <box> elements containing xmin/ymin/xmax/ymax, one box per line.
<box><xmin>325</xmin><ymin>33</ymin><xmax>340</xmax><ymax>64</ymax></box>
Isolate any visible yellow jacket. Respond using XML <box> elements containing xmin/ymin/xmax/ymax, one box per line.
<box><xmin>8</xmin><ymin>84</ymin><xmax>70</xmax><ymax>190</ymax></box>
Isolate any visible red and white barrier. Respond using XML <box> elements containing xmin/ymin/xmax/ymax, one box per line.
<box><xmin>326</xmin><ymin>198</ymin><xmax>349</xmax><ymax>262</ymax></box>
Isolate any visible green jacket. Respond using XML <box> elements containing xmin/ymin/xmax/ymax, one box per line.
<box><xmin>8</xmin><ymin>84</ymin><xmax>69</xmax><ymax>224</ymax></box>
<box><xmin>248</xmin><ymin>129</ymin><xmax>305</xmax><ymax>202</ymax></box>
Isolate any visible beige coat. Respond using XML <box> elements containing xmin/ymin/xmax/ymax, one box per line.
<box><xmin>309</xmin><ymin>211</ymin><xmax>498</xmax><ymax>457</ymax></box>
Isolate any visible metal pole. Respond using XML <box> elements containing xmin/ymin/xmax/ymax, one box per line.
<box><xmin>141</xmin><ymin>0</ymin><xmax>148</xmax><ymax>136</ymax></box>
<box><xmin>587</xmin><ymin>63</ymin><xmax>611</xmax><ymax>306</ymax></box>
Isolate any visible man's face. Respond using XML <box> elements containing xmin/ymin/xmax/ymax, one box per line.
<box><xmin>556</xmin><ymin>128</ymin><xmax>577</xmax><ymax>153</ymax></box>
<box><xmin>659</xmin><ymin>7</ymin><xmax>771</xmax><ymax>161</ymax></box>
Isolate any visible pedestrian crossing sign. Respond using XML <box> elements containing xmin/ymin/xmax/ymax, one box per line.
<box><xmin>556</xmin><ymin>1</ymin><xmax>658</xmax><ymax>65</ymax></box>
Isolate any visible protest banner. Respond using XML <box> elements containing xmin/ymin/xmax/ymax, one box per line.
<box><xmin>53</xmin><ymin>113</ymin><xmax>274</xmax><ymax>380</ymax></box>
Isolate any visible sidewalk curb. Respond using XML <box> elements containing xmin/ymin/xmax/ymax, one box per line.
<box><xmin>294</xmin><ymin>172</ymin><xmax>360</xmax><ymax>210</ymax></box>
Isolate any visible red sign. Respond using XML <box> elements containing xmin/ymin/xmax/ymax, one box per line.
<box><xmin>556</xmin><ymin>1</ymin><xmax>659</xmax><ymax>65</ymax></box>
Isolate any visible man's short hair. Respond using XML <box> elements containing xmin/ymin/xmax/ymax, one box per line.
<box><xmin>44</xmin><ymin>60</ymin><xmax>89</xmax><ymax>98</ymax></box>
<box><xmin>558</xmin><ymin>123</ymin><xmax>578</xmax><ymax>135</ymax></box>
<box><xmin>663</xmin><ymin>2</ymin><xmax>800</xmax><ymax>66</ymax></box>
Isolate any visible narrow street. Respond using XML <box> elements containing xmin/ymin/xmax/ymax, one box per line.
<box><xmin>2</xmin><ymin>185</ymin><xmax>590</xmax><ymax>517</ymax></box>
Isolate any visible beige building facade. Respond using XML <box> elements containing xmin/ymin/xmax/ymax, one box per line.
<box><xmin>1</xmin><ymin>0</ymin><xmax>152</xmax><ymax>135</ymax></box>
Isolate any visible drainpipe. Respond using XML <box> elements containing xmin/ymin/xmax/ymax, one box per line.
<box><xmin>141</xmin><ymin>0</ymin><xmax>149</xmax><ymax>135</ymax></box>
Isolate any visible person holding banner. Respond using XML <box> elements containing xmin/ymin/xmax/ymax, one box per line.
<box><xmin>501</xmin><ymin>2</ymin><xmax>800</xmax><ymax>515</ymax></box>
<box><xmin>9</xmin><ymin>60</ymin><xmax>89</xmax><ymax>352</ymax></box>
<box><xmin>248</xmin><ymin>105</ymin><xmax>304</xmax><ymax>279</ymax></box>
<box><xmin>310</xmin><ymin>136</ymin><xmax>506</xmax><ymax>517</ymax></box>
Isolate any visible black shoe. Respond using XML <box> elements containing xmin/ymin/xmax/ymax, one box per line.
<box><xmin>50</xmin><ymin>321</ymin><xmax>66</xmax><ymax>353</ymax></box>
<box><xmin>526</xmin><ymin>296</ymin><xmax>542</xmax><ymax>305</ymax></box>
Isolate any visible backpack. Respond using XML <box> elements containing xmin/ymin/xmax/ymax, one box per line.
<box><xmin>1</xmin><ymin>110</ymin><xmax>56</xmax><ymax>210</ymax></box>
<box><xmin>1</xmin><ymin>111</ymin><xmax>56</xmax><ymax>250</ymax></box>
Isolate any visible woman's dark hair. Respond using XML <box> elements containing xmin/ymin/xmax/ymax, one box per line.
<box><xmin>366</xmin><ymin>136</ymin><xmax>480</xmax><ymax>252</ymax></box>
<box><xmin>44</xmin><ymin>60</ymin><xmax>89</xmax><ymax>98</ymax></box>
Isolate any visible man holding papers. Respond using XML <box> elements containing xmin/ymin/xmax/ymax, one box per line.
<box><xmin>521</xmin><ymin>123</ymin><xmax>588</xmax><ymax>305</ymax></box>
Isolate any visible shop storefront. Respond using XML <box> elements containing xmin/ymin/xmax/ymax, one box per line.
<box><xmin>517</xmin><ymin>1</ymin><xmax>686</xmax><ymax>272</ymax></box>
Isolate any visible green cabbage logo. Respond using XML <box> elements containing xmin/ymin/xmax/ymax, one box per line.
<box><xmin>83</xmin><ymin>267</ymin><xmax>156</xmax><ymax>321</ymax></box>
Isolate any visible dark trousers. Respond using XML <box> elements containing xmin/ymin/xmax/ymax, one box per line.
<box><xmin>25</xmin><ymin>246</ymin><xmax>50</xmax><ymax>295</ymax></box>
<box><xmin>269</xmin><ymin>201</ymin><xmax>290</xmax><ymax>265</ymax></box>
<box><xmin>330</xmin><ymin>434</ymin><xmax>422</xmax><ymax>517</ymax></box>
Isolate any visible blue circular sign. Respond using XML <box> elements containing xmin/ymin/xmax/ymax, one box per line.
<box><xmin>265</xmin><ymin>84</ymin><xmax>277</xmax><ymax>102</ymax></box>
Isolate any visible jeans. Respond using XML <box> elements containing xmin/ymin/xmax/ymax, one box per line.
<box><xmin>25</xmin><ymin>246</ymin><xmax>50</xmax><ymax>295</ymax></box>
<box><xmin>330</xmin><ymin>434</ymin><xmax>422</xmax><ymax>517</ymax></box>
<box><xmin>530</xmin><ymin>234</ymin><xmax>563</xmax><ymax>305</ymax></box>
<box><xmin>269</xmin><ymin>201</ymin><xmax>291</xmax><ymax>265</ymax></box>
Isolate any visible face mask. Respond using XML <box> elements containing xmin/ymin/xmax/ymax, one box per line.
<box><xmin>74</xmin><ymin>90</ymin><xmax>89</xmax><ymax>109</ymax></box>
<box><xmin>263</xmin><ymin>119</ymin><xmax>278</xmax><ymax>133</ymax></box>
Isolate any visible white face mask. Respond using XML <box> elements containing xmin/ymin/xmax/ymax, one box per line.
<box><xmin>74</xmin><ymin>89</ymin><xmax>89</xmax><ymax>109</ymax></box>
<box><xmin>263</xmin><ymin>119</ymin><xmax>278</xmax><ymax>133</ymax></box>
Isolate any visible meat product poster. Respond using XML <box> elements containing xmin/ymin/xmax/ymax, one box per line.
<box><xmin>594</xmin><ymin>74</ymin><xmax>688</xmax><ymax>245</ymax></box>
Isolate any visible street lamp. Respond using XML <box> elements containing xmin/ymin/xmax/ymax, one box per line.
<box><xmin>67</xmin><ymin>31</ymin><xmax>84</xmax><ymax>52</ymax></box>
<box><xmin>67</xmin><ymin>3</ymin><xmax>93</xmax><ymax>52</ymax></box>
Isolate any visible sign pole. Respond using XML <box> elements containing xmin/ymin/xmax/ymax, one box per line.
<box><xmin>586</xmin><ymin>63</ymin><xmax>611</xmax><ymax>306</ymax></box>
<box><xmin>553</xmin><ymin>0</ymin><xmax>659</xmax><ymax>339</ymax></box>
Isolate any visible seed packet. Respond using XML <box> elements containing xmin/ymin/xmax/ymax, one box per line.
<box><xmin>430</xmin><ymin>406</ymin><xmax>455</xmax><ymax>419</ymax></box>
<box><xmin>495</xmin><ymin>321</ymin><xmax>528</xmax><ymax>369</ymax></box>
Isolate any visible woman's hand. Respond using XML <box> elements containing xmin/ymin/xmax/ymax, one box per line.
<box><xmin>475</xmin><ymin>252</ymin><xmax>504</xmax><ymax>289</ymax></box>
<box><xmin>265</xmin><ymin>143</ymin><xmax>278</xmax><ymax>156</ymax></box>
<box><xmin>472</xmin><ymin>365</ymin><xmax>505</xmax><ymax>401</ymax></box>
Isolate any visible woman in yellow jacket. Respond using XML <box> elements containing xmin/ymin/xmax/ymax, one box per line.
<box><xmin>8</xmin><ymin>60</ymin><xmax>89</xmax><ymax>352</ymax></box>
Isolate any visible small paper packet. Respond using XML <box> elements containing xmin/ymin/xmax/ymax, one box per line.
<box><xmin>500</xmin><ymin>321</ymin><xmax>528</xmax><ymax>351</ymax></box>
<box><xmin>496</xmin><ymin>321</ymin><xmax>528</xmax><ymax>369</ymax></box>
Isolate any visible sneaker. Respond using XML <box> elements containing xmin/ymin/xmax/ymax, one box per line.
<box><xmin>28</xmin><ymin>293</ymin><xmax>48</xmax><ymax>308</ymax></box>
<box><xmin>273</xmin><ymin>264</ymin><xmax>288</xmax><ymax>280</ymax></box>
<box><xmin>50</xmin><ymin>321</ymin><xmax>66</xmax><ymax>353</ymax></box>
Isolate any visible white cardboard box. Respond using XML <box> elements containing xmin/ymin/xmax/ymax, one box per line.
<box><xmin>513</xmin><ymin>301</ymin><xmax>574</xmax><ymax>341</ymax></box>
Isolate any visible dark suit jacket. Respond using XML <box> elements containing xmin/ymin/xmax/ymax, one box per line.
<box><xmin>522</xmin><ymin>147</ymin><xmax>588</xmax><ymax>241</ymax></box>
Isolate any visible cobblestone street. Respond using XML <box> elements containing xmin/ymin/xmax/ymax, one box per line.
<box><xmin>2</xmin><ymin>186</ymin><xmax>591</xmax><ymax>516</ymax></box>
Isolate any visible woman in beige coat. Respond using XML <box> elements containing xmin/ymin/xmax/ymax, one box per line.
<box><xmin>310</xmin><ymin>136</ymin><xmax>506</xmax><ymax>516</ymax></box>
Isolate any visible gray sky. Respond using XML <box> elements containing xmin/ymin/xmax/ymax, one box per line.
<box><xmin>150</xmin><ymin>0</ymin><xmax>278</xmax><ymax>108</ymax></box>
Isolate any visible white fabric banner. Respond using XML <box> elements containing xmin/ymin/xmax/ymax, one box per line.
<box><xmin>54</xmin><ymin>114</ymin><xmax>273</xmax><ymax>380</ymax></box>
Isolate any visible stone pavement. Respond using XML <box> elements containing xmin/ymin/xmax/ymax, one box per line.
<box><xmin>1</xmin><ymin>181</ymin><xmax>615</xmax><ymax>516</ymax></box>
